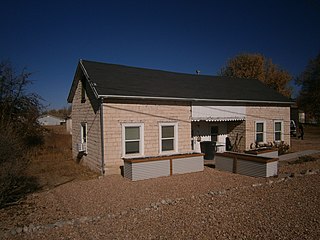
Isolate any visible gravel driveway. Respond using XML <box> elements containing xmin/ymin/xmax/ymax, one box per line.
<box><xmin>1</xmin><ymin>159</ymin><xmax>320</xmax><ymax>240</ymax></box>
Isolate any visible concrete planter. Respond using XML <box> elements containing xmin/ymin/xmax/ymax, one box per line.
<box><xmin>215</xmin><ymin>152</ymin><xmax>278</xmax><ymax>178</ymax></box>
<box><xmin>123</xmin><ymin>153</ymin><xmax>204</xmax><ymax>181</ymax></box>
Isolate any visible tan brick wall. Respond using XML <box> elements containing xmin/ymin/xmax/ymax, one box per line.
<box><xmin>245</xmin><ymin>106</ymin><xmax>290</xmax><ymax>149</ymax></box>
<box><xmin>103</xmin><ymin>100</ymin><xmax>192</xmax><ymax>173</ymax></box>
<box><xmin>71</xmin><ymin>80</ymin><xmax>102</xmax><ymax>173</ymax></box>
<box><xmin>227</xmin><ymin>121</ymin><xmax>246</xmax><ymax>151</ymax></box>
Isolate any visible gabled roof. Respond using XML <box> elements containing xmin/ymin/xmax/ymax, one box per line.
<box><xmin>68</xmin><ymin>59</ymin><xmax>292</xmax><ymax>104</ymax></box>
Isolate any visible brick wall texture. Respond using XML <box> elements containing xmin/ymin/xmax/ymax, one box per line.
<box><xmin>227</xmin><ymin>121</ymin><xmax>246</xmax><ymax>151</ymax></box>
<box><xmin>245</xmin><ymin>106</ymin><xmax>290</xmax><ymax>149</ymax></box>
<box><xmin>103</xmin><ymin>100</ymin><xmax>192</xmax><ymax>174</ymax></box>
<box><xmin>71</xmin><ymin>80</ymin><xmax>102</xmax><ymax>173</ymax></box>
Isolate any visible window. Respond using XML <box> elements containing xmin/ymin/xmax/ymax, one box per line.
<box><xmin>79</xmin><ymin>122</ymin><xmax>88</xmax><ymax>153</ymax></box>
<box><xmin>122</xmin><ymin>123</ymin><xmax>144</xmax><ymax>157</ymax></box>
<box><xmin>255</xmin><ymin>121</ymin><xmax>265</xmax><ymax>143</ymax></box>
<box><xmin>274</xmin><ymin>121</ymin><xmax>283</xmax><ymax>141</ymax></box>
<box><xmin>159</xmin><ymin>123</ymin><xmax>178</xmax><ymax>153</ymax></box>
<box><xmin>81</xmin><ymin>122</ymin><xmax>87</xmax><ymax>144</ymax></box>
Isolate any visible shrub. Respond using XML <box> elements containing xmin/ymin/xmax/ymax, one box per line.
<box><xmin>0</xmin><ymin>128</ymin><xmax>29</xmax><ymax>207</ymax></box>
<box><xmin>276</xmin><ymin>141</ymin><xmax>290</xmax><ymax>155</ymax></box>
<box><xmin>0</xmin><ymin>61</ymin><xmax>43</xmax><ymax>207</ymax></box>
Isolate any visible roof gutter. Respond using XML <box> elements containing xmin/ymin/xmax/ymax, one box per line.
<box><xmin>97</xmin><ymin>94</ymin><xmax>294</xmax><ymax>105</ymax></box>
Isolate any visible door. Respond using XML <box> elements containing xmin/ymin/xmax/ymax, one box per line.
<box><xmin>211</xmin><ymin>126</ymin><xmax>218</xmax><ymax>142</ymax></box>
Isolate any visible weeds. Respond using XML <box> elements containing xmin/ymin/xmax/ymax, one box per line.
<box><xmin>0</xmin><ymin>128</ymin><xmax>40</xmax><ymax>208</ymax></box>
<box><xmin>289</xmin><ymin>155</ymin><xmax>317</xmax><ymax>165</ymax></box>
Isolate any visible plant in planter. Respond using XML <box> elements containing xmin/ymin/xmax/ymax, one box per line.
<box><xmin>275</xmin><ymin>141</ymin><xmax>290</xmax><ymax>155</ymax></box>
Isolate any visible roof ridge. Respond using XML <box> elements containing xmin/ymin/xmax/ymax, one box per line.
<box><xmin>80</xmin><ymin>59</ymin><xmax>219</xmax><ymax>78</ymax></box>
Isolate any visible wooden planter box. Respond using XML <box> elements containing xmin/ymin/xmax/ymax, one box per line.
<box><xmin>123</xmin><ymin>153</ymin><xmax>204</xmax><ymax>181</ymax></box>
<box><xmin>245</xmin><ymin>148</ymin><xmax>278</xmax><ymax>158</ymax></box>
<box><xmin>215</xmin><ymin>152</ymin><xmax>278</xmax><ymax>178</ymax></box>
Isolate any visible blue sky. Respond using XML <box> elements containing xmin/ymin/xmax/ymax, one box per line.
<box><xmin>1</xmin><ymin>0</ymin><xmax>319</xmax><ymax>109</ymax></box>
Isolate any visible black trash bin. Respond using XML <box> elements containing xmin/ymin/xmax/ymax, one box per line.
<box><xmin>200</xmin><ymin>141</ymin><xmax>216</xmax><ymax>160</ymax></box>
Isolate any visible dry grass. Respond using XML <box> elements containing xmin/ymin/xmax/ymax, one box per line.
<box><xmin>25</xmin><ymin>126</ymin><xmax>98</xmax><ymax>191</ymax></box>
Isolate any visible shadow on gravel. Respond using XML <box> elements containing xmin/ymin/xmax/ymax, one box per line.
<box><xmin>204</xmin><ymin>164</ymin><xmax>216</xmax><ymax>169</ymax></box>
<box><xmin>0</xmin><ymin>175</ymin><xmax>40</xmax><ymax>209</ymax></box>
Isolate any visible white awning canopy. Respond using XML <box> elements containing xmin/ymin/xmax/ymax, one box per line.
<box><xmin>192</xmin><ymin>106</ymin><xmax>246</xmax><ymax>122</ymax></box>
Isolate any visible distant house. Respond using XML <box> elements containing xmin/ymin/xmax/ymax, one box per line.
<box><xmin>67</xmin><ymin>60</ymin><xmax>293</xmax><ymax>175</ymax></box>
<box><xmin>38</xmin><ymin>115</ymin><xmax>65</xmax><ymax>126</ymax></box>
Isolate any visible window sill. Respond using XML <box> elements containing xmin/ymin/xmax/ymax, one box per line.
<box><xmin>122</xmin><ymin>154</ymin><xmax>145</xmax><ymax>159</ymax></box>
<box><xmin>159</xmin><ymin>150</ymin><xmax>178</xmax><ymax>155</ymax></box>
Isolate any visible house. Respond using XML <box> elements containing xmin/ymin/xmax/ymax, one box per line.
<box><xmin>67</xmin><ymin>60</ymin><xmax>293</xmax><ymax>175</ymax></box>
<box><xmin>38</xmin><ymin>115</ymin><xmax>65</xmax><ymax>126</ymax></box>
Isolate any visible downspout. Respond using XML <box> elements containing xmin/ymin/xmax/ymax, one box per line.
<box><xmin>100</xmin><ymin>97</ymin><xmax>105</xmax><ymax>175</ymax></box>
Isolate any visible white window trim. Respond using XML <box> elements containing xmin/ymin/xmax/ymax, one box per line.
<box><xmin>122</xmin><ymin>123</ymin><xmax>144</xmax><ymax>158</ymax></box>
<box><xmin>159</xmin><ymin>122</ymin><xmax>178</xmax><ymax>155</ymax></box>
<box><xmin>274</xmin><ymin>120</ymin><xmax>284</xmax><ymax>142</ymax></box>
<box><xmin>80</xmin><ymin>122</ymin><xmax>88</xmax><ymax>153</ymax></box>
<box><xmin>255</xmin><ymin>121</ymin><xmax>266</xmax><ymax>143</ymax></box>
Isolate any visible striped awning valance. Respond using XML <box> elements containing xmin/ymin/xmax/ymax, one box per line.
<box><xmin>191</xmin><ymin>116</ymin><xmax>245</xmax><ymax>122</ymax></box>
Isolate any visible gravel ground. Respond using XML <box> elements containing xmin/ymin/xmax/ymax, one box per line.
<box><xmin>1</xmin><ymin>159</ymin><xmax>320</xmax><ymax>240</ymax></box>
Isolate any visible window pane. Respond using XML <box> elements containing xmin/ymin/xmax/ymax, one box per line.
<box><xmin>125</xmin><ymin>141</ymin><xmax>140</xmax><ymax>154</ymax></box>
<box><xmin>256</xmin><ymin>133</ymin><xmax>263</xmax><ymax>142</ymax></box>
<box><xmin>275</xmin><ymin>132</ymin><xmax>281</xmax><ymax>141</ymax></box>
<box><xmin>162</xmin><ymin>139</ymin><xmax>174</xmax><ymax>151</ymax></box>
<box><xmin>256</xmin><ymin>123</ymin><xmax>264</xmax><ymax>132</ymax></box>
<box><xmin>125</xmin><ymin>127</ymin><xmax>140</xmax><ymax>140</ymax></box>
<box><xmin>162</xmin><ymin>126</ymin><xmax>174</xmax><ymax>138</ymax></box>
<box><xmin>275</xmin><ymin>122</ymin><xmax>281</xmax><ymax>131</ymax></box>
<box><xmin>81</xmin><ymin>124</ymin><xmax>87</xmax><ymax>142</ymax></box>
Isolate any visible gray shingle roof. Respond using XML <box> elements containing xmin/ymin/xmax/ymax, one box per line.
<box><xmin>68</xmin><ymin>59</ymin><xmax>292</xmax><ymax>104</ymax></box>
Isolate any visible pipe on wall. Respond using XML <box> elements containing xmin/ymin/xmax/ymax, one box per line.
<box><xmin>100</xmin><ymin>97</ymin><xmax>105</xmax><ymax>175</ymax></box>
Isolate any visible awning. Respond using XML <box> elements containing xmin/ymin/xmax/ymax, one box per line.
<box><xmin>192</xmin><ymin>116</ymin><xmax>245</xmax><ymax>122</ymax></box>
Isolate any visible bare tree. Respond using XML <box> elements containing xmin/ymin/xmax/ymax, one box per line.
<box><xmin>0</xmin><ymin>60</ymin><xmax>43</xmax><ymax>207</ymax></box>
<box><xmin>0</xmin><ymin>60</ymin><xmax>43</xmax><ymax>146</ymax></box>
